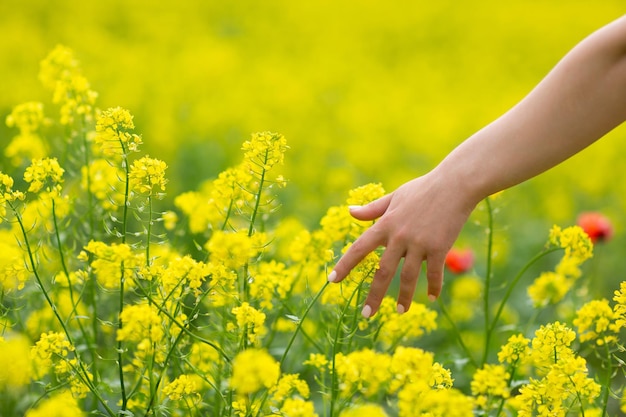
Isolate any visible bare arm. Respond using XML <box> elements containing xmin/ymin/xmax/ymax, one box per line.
<box><xmin>329</xmin><ymin>15</ymin><xmax>626</xmax><ymax>318</ymax></box>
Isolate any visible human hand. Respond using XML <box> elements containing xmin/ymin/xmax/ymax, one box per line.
<box><xmin>327</xmin><ymin>172</ymin><xmax>477</xmax><ymax>318</ymax></box>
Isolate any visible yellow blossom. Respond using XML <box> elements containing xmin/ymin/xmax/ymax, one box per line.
<box><xmin>279</xmin><ymin>398</ymin><xmax>318</xmax><ymax>417</ymax></box>
<box><xmin>249</xmin><ymin>260</ymin><xmax>295</xmax><ymax>309</ymax></box>
<box><xmin>30</xmin><ymin>331</ymin><xmax>74</xmax><ymax>378</ymax></box>
<box><xmin>95</xmin><ymin>106</ymin><xmax>142</xmax><ymax>155</ymax></box>
<box><xmin>340</xmin><ymin>404</ymin><xmax>388</xmax><ymax>417</ymax></box>
<box><xmin>80</xmin><ymin>240</ymin><xmax>143</xmax><ymax>289</ymax></box>
<box><xmin>242</xmin><ymin>131</ymin><xmax>288</xmax><ymax>171</ymax></box>
<box><xmin>81</xmin><ymin>158</ymin><xmax>124</xmax><ymax>210</ymax></box>
<box><xmin>0</xmin><ymin>334</ymin><xmax>32</xmax><ymax>389</ymax></box>
<box><xmin>498</xmin><ymin>333</ymin><xmax>531</xmax><ymax>365</ymax></box>
<box><xmin>230</xmin><ymin>348</ymin><xmax>280</xmax><ymax>395</ymax></box>
<box><xmin>574</xmin><ymin>299</ymin><xmax>620</xmax><ymax>345</ymax></box>
<box><xmin>374</xmin><ymin>297</ymin><xmax>437</xmax><ymax>347</ymax></box>
<box><xmin>270</xmin><ymin>373</ymin><xmax>311</xmax><ymax>404</ymax></box>
<box><xmin>334</xmin><ymin>349</ymin><xmax>391</xmax><ymax>398</ymax></box>
<box><xmin>117</xmin><ymin>303</ymin><xmax>164</xmax><ymax>344</ymax></box>
<box><xmin>162</xmin><ymin>374</ymin><xmax>202</xmax><ymax>402</ymax></box>
<box><xmin>23</xmin><ymin>157</ymin><xmax>64</xmax><ymax>194</ymax></box>
<box><xmin>229</xmin><ymin>302</ymin><xmax>267</xmax><ymax>345</ymax></box>
<box><xmin>25</xmin><ymin>390</ymin><xmax>85</xmax><ymax>417</ymax></box>
<box><xmin>471</xmin><ymin>364</ymin><xmax>510</xmax><ymax>410</ymax></box>
<box><xmin>129</xmin><ymin>155</ymin><xmax>168</xmax><ymax>195</ymax></box>
<box><xmin>527</xmin><ymin>271</ymin><xmax>572</xmax><ymax>308</ymax></box>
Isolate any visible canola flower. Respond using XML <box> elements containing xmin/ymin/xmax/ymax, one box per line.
<box><xmin>2</xmin><ymin>44</ymin><xmax>626</xmax><ymax>417</ymax></box>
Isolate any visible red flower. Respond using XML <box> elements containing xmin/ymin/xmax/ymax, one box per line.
<box><xmin>576</xmin><ymin>211</ymin><xmax>614</xmax><ymax>243</ymax></box>
<box><xmin>445</xmin><ymin>248</ymin><xmax>475</xmax><ymax>274</ymax></box>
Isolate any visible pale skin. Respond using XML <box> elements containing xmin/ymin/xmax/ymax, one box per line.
<box><xmin>327</xmin><ymin>15</ymin><xmax>626</xmax><ymax>318</ymax></box>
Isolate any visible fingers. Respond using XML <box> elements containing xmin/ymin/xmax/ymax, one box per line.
<box><xmin>425</xmin><ymin>252</ymin><xmax>446</xmax><ymax>301</ymax></box>
<box><xmin>361</xmin><ymin>245</ymin><xmax>404</xmax><ymax>318</ymax></box>
<box><xmin>396</xmin><ymin>253</ymin><xmax>423</xmax><ymax>313</ymax></box>
<box><xmin>349</xmin><ymin>193</ymin><xmax>393</xmax><ymax>221</ymax></box>
<box><xmin>328</xmin><ymin>226</ymin><xmax>384</xmax><ymax>283</ymax></box>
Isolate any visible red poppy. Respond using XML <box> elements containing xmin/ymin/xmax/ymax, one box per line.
<box><xmin>576</xmin><ymin>211</ymin><xmax>614</xmax><ymax>243</ymax></box>
<box><xmin>445</xmin><ymin>248</ymin><xmax>475</xmax><ymax>274</ymax></box>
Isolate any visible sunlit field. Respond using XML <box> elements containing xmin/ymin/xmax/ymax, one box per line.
<box><xmin>1</xmin><ymin>1</ymin><xmax>625</xmax><ymax>416</ymax></box>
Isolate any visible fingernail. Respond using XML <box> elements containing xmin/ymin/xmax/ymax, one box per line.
<box><xmin>348</xmin><ymin>205</ymin><xmax>361</xmax><ymax>210</ymax></box>
<box><xmin>428</xmin><ymin>294</ymin><xmax>437</xmax><ymax>302</ymax></box>
<box><xmin>361</xmin><ymin>305</ymin><xmax>372</xmax><ymax>318</ymax></box>
<box><xmin>397</xmin><ymin>304</ymin><xmax>405</xmax><ymax>314</ymax></box>
<box><xmin>328</xmin><ymin>271</ymin><xmax>337</xmax><ymax>283</ymax></box>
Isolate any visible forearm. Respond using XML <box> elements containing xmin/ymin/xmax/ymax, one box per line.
<box><xmin>436</xmin><ymin>15</ymin><xmax>626</xmax><ymax>205</ymax></box>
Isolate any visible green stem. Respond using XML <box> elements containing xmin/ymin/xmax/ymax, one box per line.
<box><xmin>330</xmin><ymin>278</ymin><xmax>369</xmax><ymax>417</ymax></box>
<box><xmin>52</xmin><ymin>199</ymin><xmax>98</xmax><ymax>378</ymax></box>
<box><xmin>117</xmin><ymin>144</ymin><xmax>131</xmax><ymax>413</ymax></box>
<box><xmin>10</xmin><ymin>201</ymin><xmax>112</xmax><ymax>415</ymax></box>
<box><xmin>437</xmin><ymin>299</ymin><xmax>478</xmax><ymax>369</ymax></box>
<box><xmin>601</xmin><ymin>343</ymin><xmax>613</xmax><ymax>417</ymax></box>
<box><xmin>486</xmin><ymin>247</ymin><xmax>561</xmax><ymax>354</ymax></box>
<box><xmin>254</xmin><ymin>282</ymin><xmax>330</xmax><ymax>417</ymax></box>
<box><xmin>482</xmin><ymin>197</ymin><xmax>494</xmax><ymax>365</ymax></box>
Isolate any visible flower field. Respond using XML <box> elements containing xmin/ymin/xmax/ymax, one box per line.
<box><xmin>1</xmin><ymin>2</ymin><xmax>626</xmax><ymax>416</ymax></box>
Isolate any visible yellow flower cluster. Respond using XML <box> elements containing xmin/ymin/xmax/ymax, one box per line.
<box><xmin>23</xmin><ymin>157</ymin><xmax>65</xmax><ymax>194</ymax></box>
<box><xmin>528</xmin><ymin>225</ymin><xmax>594</xmax><ymax>307</ymax></box>
<box><xmin>4</xmin><ymin>101</ymin><xmax>48</xmax><ymax>166</ymax></box>
<box><xmin>79</xmin><ymin>240</ymin><xmax>143</xmax><ymax>289</ymax></box>
<box><xmin>94</xmin><ymin>106</ymin><xmax>143</xmax><ymax>156</ymax></box>
<box><xmin>242</xmin><ymin>131</ymin><xmax>288</xmax><ymax>172</ymax></box>
<box><xmin>229</xmin><ymin>302</ymin><xmax>267</xmax><ymax>345</ymax></box>
<box><xmin>30</xmin><ymin>331</ymin><xmax>74</xmax><ymax>378</ymax></box>
<box><xmin>230</xmin><ymin>348</ymin><xmax>280</xmax><ymax>395</ymax></box>
<box><xmin>162</xmin><ymin>374</ymin><xmax>202</xmax><ymax>402</ymax></box>
<box><xmin>39</xmin><ymin>45</ymin><xmax>98</xmax><ymax>126</ymax></box>
<box><xmin>0</xmin><ymin>335</ymin><xmax>32</xmax><ymax>389</ymax></box>
<box><xmin>116</xmin><ymin>303</ymin><xmax>164</xmax><ymax>344</ymax></box>
<box><xmin>24</xmin><ymin>390</ymin><xmax>85</xmax><ymax>417</ymax></box>
<box><xmin>129</xmin><ymin>156</ymin><xmax>168</xmax><ymax>196</ymax></box>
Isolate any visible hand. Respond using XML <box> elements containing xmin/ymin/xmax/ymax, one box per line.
<box><xmin>327</xmin><ymin>172</ymin><xmax>477</xmax><ymax>318</ymax></box>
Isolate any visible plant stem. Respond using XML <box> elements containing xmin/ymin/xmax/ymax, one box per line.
<box><xmin>482</xmin><ymin>196</ymin><xmax>494</xmax><ymax>365</ymax></box>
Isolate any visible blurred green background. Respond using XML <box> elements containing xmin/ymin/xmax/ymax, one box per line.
<box><xmin>1</xmin><ymin>1</ymin><xmax>624</xmax><ymax>296</ymax></box>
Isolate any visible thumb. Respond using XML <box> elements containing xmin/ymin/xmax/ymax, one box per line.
<box><xmin>349</xmin><ymin>193</ymin><xmax>393</xmax><ymax>221</ymax></box>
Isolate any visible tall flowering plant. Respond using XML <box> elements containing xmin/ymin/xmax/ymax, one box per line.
<box><xmin>0</xmin><ymin>45</ymin><xmax>625</xmax><ymax>417</ymax></box>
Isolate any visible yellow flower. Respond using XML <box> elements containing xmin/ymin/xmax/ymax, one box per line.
<box><xmin>81</xmin><ymin>158</ymin><xmax>125</xmax><ymax>210</ymax></box>
<box><xmin>303</xmin><ymin>353</ymin><xmax>329</xmax><ymax>370</ymax></box>
<box><xmin>549</xmin><ymin>224</ymin><xmax>593</xmax><ymax>262</ymax></box>
<box><xmin>249</xmin><ymin>260</ymin><xmax>294</xmax><ymax>310</ymax></box>
<box><xmin>340</xmin><ymin>403</ymin><xmax>388</xmax><ymax>417</ymax></box>
<box><xmin>25</xmin><ymin>390</ymin><xmax>85</xmax><ymax>417</ymax></box>
<box><xmin>448</xmin><ymin>275</ymin><xmax>483</xmax><ymax>321</ymax></box>
<box><xmin>530</xmin><ymin>321</ymin><xmax>576</xmax><ymax>369</ymax></box>
<box><xmin>230</xmin><ymin>302</ymin><xmax>267</xmax><ymax>345</ymax></box>
<box><xmin>95</xmin><ymin>106</ymin><xmax>142</xmax><ymax>155</ymax></box>
<box><xmin>279</xmin><ymin>398</ymin><xmax>318</xmax><ymax>417</ymax></box>
<box><xmin>162</xmin><ymin>210</ymin><xmax>178</xmax><ymax>230</ymax></box>
<box><xmin>471</xmin><ymin>364</ymin><xmax>510</xmax><ymax>410</ymax></box>
<box><xmin>162</xmin><ymin>374</ymin><xmax>202</xmax><ymax>402</ymax></box>
<box><xmin>230</xmin><ymin>348</ymin><xmax>280</xmax><ymax>395</ymax></box>
<box><xmin>242</xmin><ymin>131</ymin><xmax>288</xmax><ymax>171</ymax></box>
<box><xmin>206</xmin><ymin>230</ymin><xmax>259</xmax><ymax>270</ymax></box>
<box><xmin>334</xmin><ymin>349</ymin><xmax>391</xmax><ymax>398</ymax></box>
<box><xmin>397</xmin><ymin>382</ymin><xmax>474</xmax><ymax>417</ymax></box>
<box><xmin>573</xmin><ymin>299</ymin><xmax>620</xmax><ymax>345</ymax></box>
<box><xmin>116</xmin><ymin>303</ymin><xmax>164</xmax><ymax>344</ymax></box>
<box><xmin>129</xmin><ymin>156</ymin><xmax>168</xmax><ymax>195</ymax></box>
<box><xmin>23</xmin><ymin>157</ymin><xmax>64</xmax><ymax>194</ymax></box>
<box><xmin>270</xmin><ymin>373</ymin><xmax>310</xmax><ymax>403</ymax></box>
<box><xmin>527</xmin><ymin>271</ymin><xmax>572</xmax><ymax>308</ymax></box>
<box><xmin>30</xmin><ymin>331</ymin><xmax>74</xmax><ymax>378</ymax></box>
<box><xmin>80</xmin><ymin>240</ymin><xmax>143</xmax><ymax>289</ymax></box>
<box><xmin>497</xmin><ymin>333</ymin><xmax>530</xmax><ymax>365</ymax></box>
<box><xmin>0</xmin><ymin>334</ymin><xmax>32</xmax><ymax>389</ymax></box>
<box><xmin>374</xmin><ymin>297</ymin><xmax>437</xmax><ymax>346</ymax></box>
<box><xmin>6</xmin><ymin>101</ymin><xmax>45</xmax><ymax>133</ymax></box>
<box><xmin>346</xmin><ymin>182</ymin><xmax>386</xmax><ymax>206</ymax></box>
<box><xmin>613</xmin><ymin>281</ymin><xmax>626</xmax><ymax>329</ymax></box>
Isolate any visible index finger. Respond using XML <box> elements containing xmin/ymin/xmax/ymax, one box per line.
<box><xmin>328</xmin><ymin>226</ymin><xmax>385</xmax><ymax>283</ymax></box>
